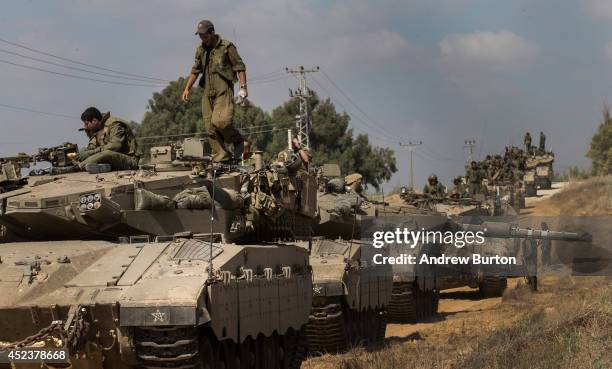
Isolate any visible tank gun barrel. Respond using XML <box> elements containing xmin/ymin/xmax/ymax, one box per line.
<box><xmin>460</xmin><ymin>221</ymin><xmax>592</xmax><ymax>242</ymax></box>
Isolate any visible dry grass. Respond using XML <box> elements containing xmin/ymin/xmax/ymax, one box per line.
<box><xmin>533</xmin><ymin>176</ymin><xmax>612</xmax><ymax>216</ymax></box>
<box><xmin>303</xmin><ymin>277</ymin><xmax>612</xmax><ymax>369</ymax></box>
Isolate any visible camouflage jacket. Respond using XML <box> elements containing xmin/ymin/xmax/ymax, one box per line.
<box><xmin>86</xmin><ymin>112</ymin><xmax>138</xmax><ymax>156</ymax></box>
<box><xmin>191</xmin><ymin>36</ymin><xmax>246</xmax><ymax>91</ymax></box>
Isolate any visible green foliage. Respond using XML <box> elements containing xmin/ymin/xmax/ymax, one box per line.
<box><xmin>133</xmin><ymin>78</ymin><xmax>397</xmax><ymax>189</ymax></box>
<box><xmin>587</xmin><ymin>105</ymin><xmax>612</xmax><ymax>175</ymax></box>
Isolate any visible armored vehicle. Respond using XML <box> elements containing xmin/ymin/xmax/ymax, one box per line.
<box><xmin>313</xmin><ymin>164</ymin><xmax>376</xmax><ymax>239</ymax></box>
<box><xmin>304</xmin><ymin>238</ymin><xmax>392</xmax><ymax>354</ymax></box>
<box><xmin>0</xmin><ymin>138</ymin><xmax>318</xmax><ymax>368</ymax></box>
<box><xmin>0</xmin><ymin>138</ymin><xmax>318</xmax><ymax>243</ymax></box>
<box><xmin>437</xmin><ymin>219</ymin><xmax>591</xmax><ymax>297</ymax></box>
<box><xmin>524</xmin><ymin>152</ymin><xmax>554</xmax><ymax>196</ymax></box>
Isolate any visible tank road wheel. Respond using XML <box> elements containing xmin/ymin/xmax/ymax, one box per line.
<box><xmin>239</xmin><ymin>337</ymin><xmax>256</xmax><ymax>369</ymax></box>
<box><xmin>388</xmin><ymin>283</ymin><xmax>417</xmax><ymax>323</ymax></box>
<box><xmin>479</xmin><ymin>277</ymin><xmax>508</xmax><ymax>297</ymax></box>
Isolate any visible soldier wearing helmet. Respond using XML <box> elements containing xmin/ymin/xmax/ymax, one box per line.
<box><xmin>181</xmin><ymin>20</ymin><xmax>249</xmax><ymax>163</ymax></box>
<box><xmin>466</xmin><ymin>161</ymin><xmax>485</xmax><ymax>195</ymax></box>
<box><xmin>422</xmin><ymin>174</ymin><xmax>445</xmax><ymax>197</ymax></box>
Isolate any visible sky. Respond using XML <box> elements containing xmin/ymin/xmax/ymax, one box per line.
<box><xmin>1</xmin><ymin>0</ymin><xmax>611</xmax><ymax>190</ymax></box>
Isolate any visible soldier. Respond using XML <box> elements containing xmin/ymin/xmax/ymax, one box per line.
<box><xmin>76</xmin><ymin>107</ymin><xmax>139</xmax><ymax>171</ymax></box>
<box><xmin>423</xmin><ymin>174</ymin><xmax>445</xmax><ymax>197</ymax></box>
<box><xmin>539</xmin><ymin>131</ymin><xmax>546</xmax><ymax>153</ymax></box>
<box><xmin>181</xmin><ymin>20</ymin><xmax>248</xmax><ymax>163</ymax></box>
<box><xmin>466</xmin><ymin>161</ymin><xmax>484</xmax><ymax>196</ymax></box>
<box><xmin>524</xmin><ymin>132</ymin><xmax>532</xmax><ymax>154</ymax></box>
<box><xmin>450</xmin><ymin>176</ymin><xmax>467</xmax><ymax>198</ymax></box>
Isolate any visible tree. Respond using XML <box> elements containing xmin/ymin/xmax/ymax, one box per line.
<box><xmin>264</xmin><ymin>94</ymin><xmax>397</xmax><ymax>189</ymax></box>
<box><xmin>587</xmin><ymin>105</ymin><xmax>612</xmax><ymax>175</ymax></box>
<box><xmin>134</xmin><ymin>78</ymin><xmax>397</xmax><ymax>189</ymax></box>
<box><xmin>136</xmin><ymin>77</ymin><xmax>269</xmax><ymax>158</ymax></box>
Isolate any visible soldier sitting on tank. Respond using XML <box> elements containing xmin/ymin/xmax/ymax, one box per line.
<box><xmin>75</xmin><ymin>107</ymin><xmax>139</xmax><ymax>172</ymax></box>
<box><xmin>422</xmin><ymin>174</ymin><xmax>445</xmax><ymax>197</ymax></box>
<box><xmin>450</xmin><ymin>176</ymin><xmax>467</xmax><ymax>198</ymax></box>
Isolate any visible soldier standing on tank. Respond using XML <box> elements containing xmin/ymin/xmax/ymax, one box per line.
<box><xmin>76</xmin><ymin>107</ymin><xmax>139</xmax><ymax>171</ymax></box>
<box><xmin>539</xmin><ymin>131</ymin><xmax>546</xmax><ymax>153</ymax></box>
<box><xmin>524</xmin><ymin>132</ymin><xmax>532</xmax><ymax>154</ymax></box>
<box><xmin>466</xmin><ymin>161</ymin><xmax>484</xmax><ymax>196</ymax></box>
<box><xmin>181</xmin><ymin>20</ymin><xmax>249</xmax><ymax>163</ymax></box>
<box><xmin>423</xmin><ymin>174</ymin><xmax>445</xmax><ymax>197</ymax></box>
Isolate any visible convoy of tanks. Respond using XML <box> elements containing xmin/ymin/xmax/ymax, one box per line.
<box><xmin>0</xmin><ymin>130</ymin><xmax>591</xmax><ymax>368</ymax></box>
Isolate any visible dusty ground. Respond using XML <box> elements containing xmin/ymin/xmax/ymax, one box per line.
<box><xmin>304</xmin><ymin>178</ymin><xmax>612</xmax><ymax>369</ymax></box>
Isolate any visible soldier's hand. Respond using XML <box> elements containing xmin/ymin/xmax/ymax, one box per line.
<box><xmin>181</xmin><ymin>89</ymin><xmax>190</xmax><ymax>102</ymax></box>
<box><xmin>238</xmin><ymin>87</ymin><xmax>248</xmax><ymax>99</ymax></box>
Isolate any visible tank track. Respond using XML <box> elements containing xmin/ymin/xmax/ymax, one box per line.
<box><xmin>304</xmin><ymin>303</ymin><xmax>386</xmax><ymax>356</ymax></box>
<box><xmin>479</xmin><ymin>277</ymin><xmax>508</xmax><ymax>297</ymax></box>
<box><xmin>134</xmin><ymin>326</ymin><xmax>200</xmax><ymax>369</ymax></box>
<box><xmin>134</xmin><ymin>325</ymin><xmax>307</xmax><ymax>369</ymax></box>
<box><xmin>388</xmin><ymin>282</ymin><xmax>438</xmax><ymax>323</ymax></box>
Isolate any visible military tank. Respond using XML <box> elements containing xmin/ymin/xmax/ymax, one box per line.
<box><xmin>0</xmin><ymin>138</ymin><xmax>318</xmax><ymax>368</ymax></box>
<box><xmin>437</xmin><ymin>219</ymin><xmax>591</xmax><ymax>297</ymax></box>
<box><xmin>0</xmin><ymin>138</ymin><xmax>317</xmax><ymax>243</ymax></box>
<box><xmin>303</xmin><ymin>238</ymin><xmax>392</xmax><ymax>354</ymax></box>
<box><xmin>524</xmin><ymin>152</ymin><xmax>554</xmax><ymax>196</ymax></box>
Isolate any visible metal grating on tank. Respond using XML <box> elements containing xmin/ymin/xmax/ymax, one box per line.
<box><xmin>172</xmin><ymin>239</ymin><xmax>224</xmax><ymax>260</ymax></box>
<box><xmin>315</xmin><ymin>239</ymin><xmax>349</xmax><ymax>255</ymax></box>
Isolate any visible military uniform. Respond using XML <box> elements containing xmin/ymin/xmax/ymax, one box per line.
<box><xmin>466</xmin><ymin>166</ymin><xmax>484</xmax><ymax>195</ymax></box>
<box><xmin>539</xmin><ymin>132</ymin><xmax>546</xmax><ymax>152</ymax></box>
<box><xmin>78</xmin><ymin>112</ymin><xmax>138</xmax><ymax>170</ymax></box>
<box><xmin>423</xmin><ymin>182</ymin><xmax>445</xmax><ymax>197</ymax></box>
<box><xmin>191</xmin><ymin>37</ymin><xmax>246</xmax><ymax>162</ymax></box>
<box><xmin>524</xmin><ymin>133</ymin><xmax>532</xmax><ymax>154</ymax></box>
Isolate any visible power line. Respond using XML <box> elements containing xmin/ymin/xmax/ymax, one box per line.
<box><xmin>0</xmin><ymin>48</ymin><xmax>168</xmax><ymax>83</ymax></box>
<box><xmin>0</xmin><ymin>36</ymin><xmax>170</xmax><ymax>83</ymax></box>
<box><xmin>0</xmin><ymin>102</ymin><xmax>79</xmax><ymax>119</ymax></box>
<box><xmin>0</xmin><ymin>58</ymin><xmax>166</xmax><ymax>87</ymax></box>
<box><xmin>309</xmin><ymin>75</ymin><xmax>398</xmax><ymax>144</ymax></box>
<box><xmin>321</xmin><ymin>70</ymin><xmax>400</xmax><ymax>141</ymax></box>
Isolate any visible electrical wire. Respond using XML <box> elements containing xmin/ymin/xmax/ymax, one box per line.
<box><xmin>0</xmin><ymin>36</ymin><xmax>170</xmax><ymax>83</ymax></box>
<box><xmin>0</xmin><ymin>102</ymin><xmax>80</xmax><ymax>119</ymax></box>
<box><xmin>0</xmin><ymin>48</ymin><xmax>169</xmax><ymax>83</ymax></box>
<box><xmin>0</xmin><ymin>58</ymin><xmax>166</xmax><ymax>87</ymax></box>
<box><xmin>320</xmin><ymin>70</ymin><xmax>401</xmax><ymax>141</ymax></box>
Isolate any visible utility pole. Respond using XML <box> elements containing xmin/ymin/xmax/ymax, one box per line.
<box><xmin>286</xmin><ymin>66</ymin><xmax>319</xmax><ymax>150</ymax></box>
<box><xmin>464</xmin><ymin>139</ymin><xmax>476</xmax><ymax>162</ymax></box>
<box><xmin>399</xmin><ymin>141</ymin><xmax>422</xmax><ymax>190</ymax></box>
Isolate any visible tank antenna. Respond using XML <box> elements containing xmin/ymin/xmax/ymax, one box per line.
<box><xmin>208</xmin><ymin>166</ymin><xmax>217</xmax><ymax>281</ymax></box>
<box><xmin>347</xmin><ymin>196</ymin><xmax>359</xmax><ymax>262</ymax></box>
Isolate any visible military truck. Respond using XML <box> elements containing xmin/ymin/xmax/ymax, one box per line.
<box><xmin>0</xmin><ymin>138</ymin><xmax>318</xmax><ymax>368</ymax></box>
<box><xmin>524</xmin><ymin>152</ymin><xmax>554</xmax><ymax>196</ymax></box>
<box><xmin>304</xmin><ymin>238</ymin><xmax>392</xmax><ymax>354</ymax></box>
